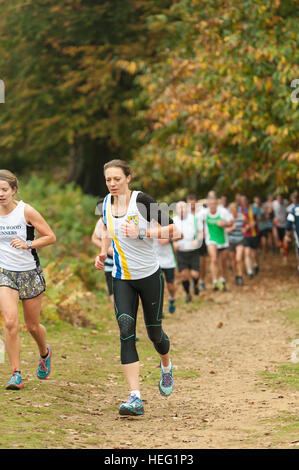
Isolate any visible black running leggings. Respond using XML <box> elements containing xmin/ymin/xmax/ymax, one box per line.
<box><xmin>112</xmin><ymin>268</ymin><xmax>170</xmax><ymax>364</ymax></box>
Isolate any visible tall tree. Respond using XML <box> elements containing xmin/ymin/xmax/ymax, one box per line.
<box><xmin>0</xmin><ymin>0</ymin><xmax>170</xmax><ymax>195</ymax></box>
<box><xmin>132</xmin><ymin>0</ymin><xmax>299</xmax><ymax>197</ymax></box>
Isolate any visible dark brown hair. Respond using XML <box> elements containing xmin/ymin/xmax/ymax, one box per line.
<box><xmin>186</xmin><ymin>194</ymin><xmax>197</xmax><ymax>201</ymax></box>
<box><xmin>103</xmin><ymin>159</ymin><xmax>131</xmax><ymax>177</ymax></box>
<box><xmin>0</xmin><ymin>169</ymin><xmax>18</xmax><ymax>191</ymax></box>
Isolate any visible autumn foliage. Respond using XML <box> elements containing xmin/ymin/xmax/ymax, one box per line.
<box><xmin>0</xmin><ymin>0</ymin><xmax>298</xmax><ymax>198</ymax></box>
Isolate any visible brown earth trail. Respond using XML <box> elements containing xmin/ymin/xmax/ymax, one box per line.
<box><xmin>84</xmin><ymin>254</ymin><xmax>299</xmax><ymax>449</ymax></box>
<box><xmin>0</xmin><ymin>253</ymin><xmax>298</xmax><ymax>449</ymax></box>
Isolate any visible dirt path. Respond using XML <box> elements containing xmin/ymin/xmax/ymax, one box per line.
<box><xmin>0</xmin><ymin>254</ymin><xmax>298</xmax><ymax>449</ymax></box>
<box><xmin>97</xmin><ymin>254</ymin><xmax>299</xmax><ymax>449</ymax></box>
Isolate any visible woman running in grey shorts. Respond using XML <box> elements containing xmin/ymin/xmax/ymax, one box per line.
<box><xmin>0</xmin><ymin>170</ymin><xmax>56</xmax><ymax>390</ymax></box>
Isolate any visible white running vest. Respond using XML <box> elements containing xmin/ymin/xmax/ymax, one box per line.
<box><xmin>103</xmin><ymin>191</ymin><xmax>159</xmax><ymax>280</ymax></box>
<box><xmin>0</xmin><ymin>200</ymin><xmax>37</xmax><ymax>271</ymax></box>
<box><xmin>153</xmin><ymin>239</ymin><xmax>176</xmax><ymax>269</ymax></box>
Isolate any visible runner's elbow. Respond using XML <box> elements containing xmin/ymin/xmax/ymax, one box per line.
<box><xmin>50</xmin><ymin>233</ymin><xmax>57</xmax><ymax>244</ymax></box>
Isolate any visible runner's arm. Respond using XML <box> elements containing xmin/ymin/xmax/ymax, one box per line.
<box><xmin>146</xmin><ymin>223</ymin><xmax>182</xmax><ymax>239</ymax></box>
<box><xmin>95</xmin><ymin>223</ymin><xmax>112</xmax><ymax>270</ymax></box>
<box><xmin>217</xmin><ymin>210</ymin><xmax>233</xmax><ymax>228</ymax></box>
<box><xmin>226</xmin><ymin>223</ymin><xmax>236</xmax><ymax>233</ymax></box>
<box><xmin>12</xmin><ymin>205</ymin><xmax>56</xmax><ymax>250</ymax></box>
<box><xmin>91</xmin><ymin>219</ymin><xmax>103</xmax><ymax>249</ymax></box>
<box><xmin>98</xmin><ymin>222</ymin><xmax>112</xmax><ymax>255</ymax></box>
<box><xmin>122</xmin><ymin>192</ymin><xmax>182</xmax><ymax>239</ymax></box>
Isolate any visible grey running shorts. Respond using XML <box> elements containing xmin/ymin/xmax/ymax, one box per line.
<box><xmin>0</xmin><ymin>266</ymin><xmax>46</xmax><ymax>300</ymax></box>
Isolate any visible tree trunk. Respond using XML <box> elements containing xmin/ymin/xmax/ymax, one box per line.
<box><xmin>68</xmin><ymin>138</ymin><xmax>114</xmax><ymax>196</ymax></box>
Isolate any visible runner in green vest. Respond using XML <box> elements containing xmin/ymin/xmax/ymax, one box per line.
<box><xmin>199</xmin><ymin>194</ymin><xmax>233</xmax><ymax>291</ymax></box>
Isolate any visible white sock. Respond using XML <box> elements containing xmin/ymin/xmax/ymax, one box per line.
<box><xmin>168</xmin><ymin>296</ymin><xmax>175</xmax><ymax>302</ymax></box>
<box><xmin>161</xmin><ymin>360</ymin><xmax>172</xmax><ymax>374</ymax></box>
<box><xmin>130</xmin><ymin>390</ymin><xmax>141</xmax><ymax>399</ymax></box>
<box><xmin>219</xmin><ymin>277</ymin><xmax>226</xmax><ymax>283</ymax></box>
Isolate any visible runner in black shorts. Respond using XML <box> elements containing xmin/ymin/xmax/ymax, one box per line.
<box><xmin>0</xmin><ymin>170</ymin><xmax>56</xmax><ymax>390</ymax></box>
<box><xmin>153</xmin><ymin>238</ymin><xmax>177</xmax><ymax>313</ymax></box>
<box><xmin>173</xmin><ymin>201</ymin><xmax>202</xmax><ymax>302</ymax></box>
<box><xmin>95</xmin><ymin>160</ymin><xmax>181</xmax><ymax>416</ymax></box>
<box><xmin>187</xmin><ymin>194</ymin><xmax>207</xmax><ymax>290</ymax></box>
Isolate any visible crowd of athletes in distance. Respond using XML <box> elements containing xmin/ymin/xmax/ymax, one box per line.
<box><xmin>92</xmin><ymin>189</ymin><xmax>299</xmax><ymax>314</ymax></box>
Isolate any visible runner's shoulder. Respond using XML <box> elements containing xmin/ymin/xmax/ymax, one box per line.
<box><xmin>136</xmin><ymin>191</ymin><xmax>157</xmax><ymax>206</ymax></box>
<box><xmin>136</xmin><ymin>191</ymin><xmax>173</xmax><ymax>225</ymax></box>
<box><xmin>24</xmin><ymin>203</ymin><xmax>39</xmax><ymax>223</ymax></box>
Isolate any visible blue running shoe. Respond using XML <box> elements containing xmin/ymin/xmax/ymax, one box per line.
<box><xmin>37</xmin><ymin>344</ymin><xmax>52</xmax><ymax>380</ymax></box>
<box><xmin>119</xmin><ymin>394</ymin><xmax>144</xmax><ymax>416</ymax></box>
<box><xmin>159</xmin><ymin>362</ymin><xmax>174</xmax><ymax>397</ymax></box>
<box><xmin>6</xmin><ymin>371</ymin><xmax>24</xmax><ymax>390</ymax></box>
<box><xmin>168</xmin><ymin>299</ymin><xmax>176</xmax><ymax>314</ymax></box>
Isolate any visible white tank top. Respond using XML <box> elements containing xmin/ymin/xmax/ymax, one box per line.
<box><xmin>103</xmin><ymin>191</ymin><xmax>159</xmax><ymax>280</ymax></box>
<box><xmin>153</xmin><ymin>239</ymin><xmax>176</xmax><ymax>269</ymax></box>
<box><xmin>0</xmin><ymin>200</ymin><xmax>39</xmax><ymax>271</ymax></box>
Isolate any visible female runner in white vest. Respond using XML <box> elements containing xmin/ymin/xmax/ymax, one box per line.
<box><xmin>95</xmin><ymin>160</ymin><xmax>181</xmax><ymax>416</ymax></box>
<box><xmin>0</xmin><ymin>170</ymin><xmax>56</xmax><ymax>390</ymax></box>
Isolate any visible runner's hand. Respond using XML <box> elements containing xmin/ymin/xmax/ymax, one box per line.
<box><xmin>120</xmin><ymin>220</ymin><xmax>139</xmax><ymax>238</ymax></box>
<box><xmin>95</xmin><ymin>253</ymin><xmax>107</xmax><ymax>270</ymax></box>
<box><xmin>217</xmin><ymin>220</ymin><xmax>226</xmax><ymax>228</ymax></box>
<box><xmin>107</xmin><ymin>246</ymin><xmax>114</xmax><ymax>257</ymax></box>
<box><xmin>10</xmin><ymin>238</ymin><xmax>28</xmax><ymax>250</ymax></box>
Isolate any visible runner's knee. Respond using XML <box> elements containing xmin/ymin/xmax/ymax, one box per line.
<box><xmin>117</xmin><ymin>313</ymin><xmax>135</xmax><ymax>341</ymax></box>
<box><xmin>4</xmin><ymin>314</ymin><xmax>19</xmax><ymax>334</ymax></box>
<box><xmin>147</xmin><ymin>327</ymin><xmax>162</xmax><ymax>345</ymax></box>
<box><xmin>25</xmin><ymin>322</ymin><xmax>40</xmax><ymax>335</ymax></box>
<box><xmin>147</xmin><ymin>326</ymin><xmax>170</xmax><ymax>352</ymax></box>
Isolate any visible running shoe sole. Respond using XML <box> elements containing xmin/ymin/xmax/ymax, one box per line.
<box><xmin>119</xmin><ymin>406</ymin><xmax>144</xmax><ymax>416</ymax></box>
<box><xmin>5</xmin><ymin>382</ymin><xmax>24</xmax><ymax>390</ymax></box>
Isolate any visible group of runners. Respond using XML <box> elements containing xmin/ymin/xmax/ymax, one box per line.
<box><xmin>0</xmin><ymin>163</ymin><xmax>298</xmax><ymax>418</ymax></box>
<box><xmin>93</xmin><ymin>186</ymin><xmax>299</xmax><ymax>313</ymax></box>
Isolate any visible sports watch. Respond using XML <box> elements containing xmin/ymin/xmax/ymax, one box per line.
<box><xmin>26</xmin><ymin>240</ymin><xmax>33</xmax><ymax>249</ymax></box>
<box><xmin>138</xmin><ymin>228</ymin><xmax>147</xmax><ymax>240</ymax></box>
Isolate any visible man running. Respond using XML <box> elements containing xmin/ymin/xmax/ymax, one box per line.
<box><xmin>173</xmin><ymin>201</ymin><xmax>203</xmax><ymax>302</ymax></box>
<box><xmin>273</xmin><ymin>194</ymin><xmax>288</xmax><ymax>253</ymax></box>
<box><xmin>186</xmin><ymin>194</ymin><xmax>207</xmax><ymax>291</ymax></box>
